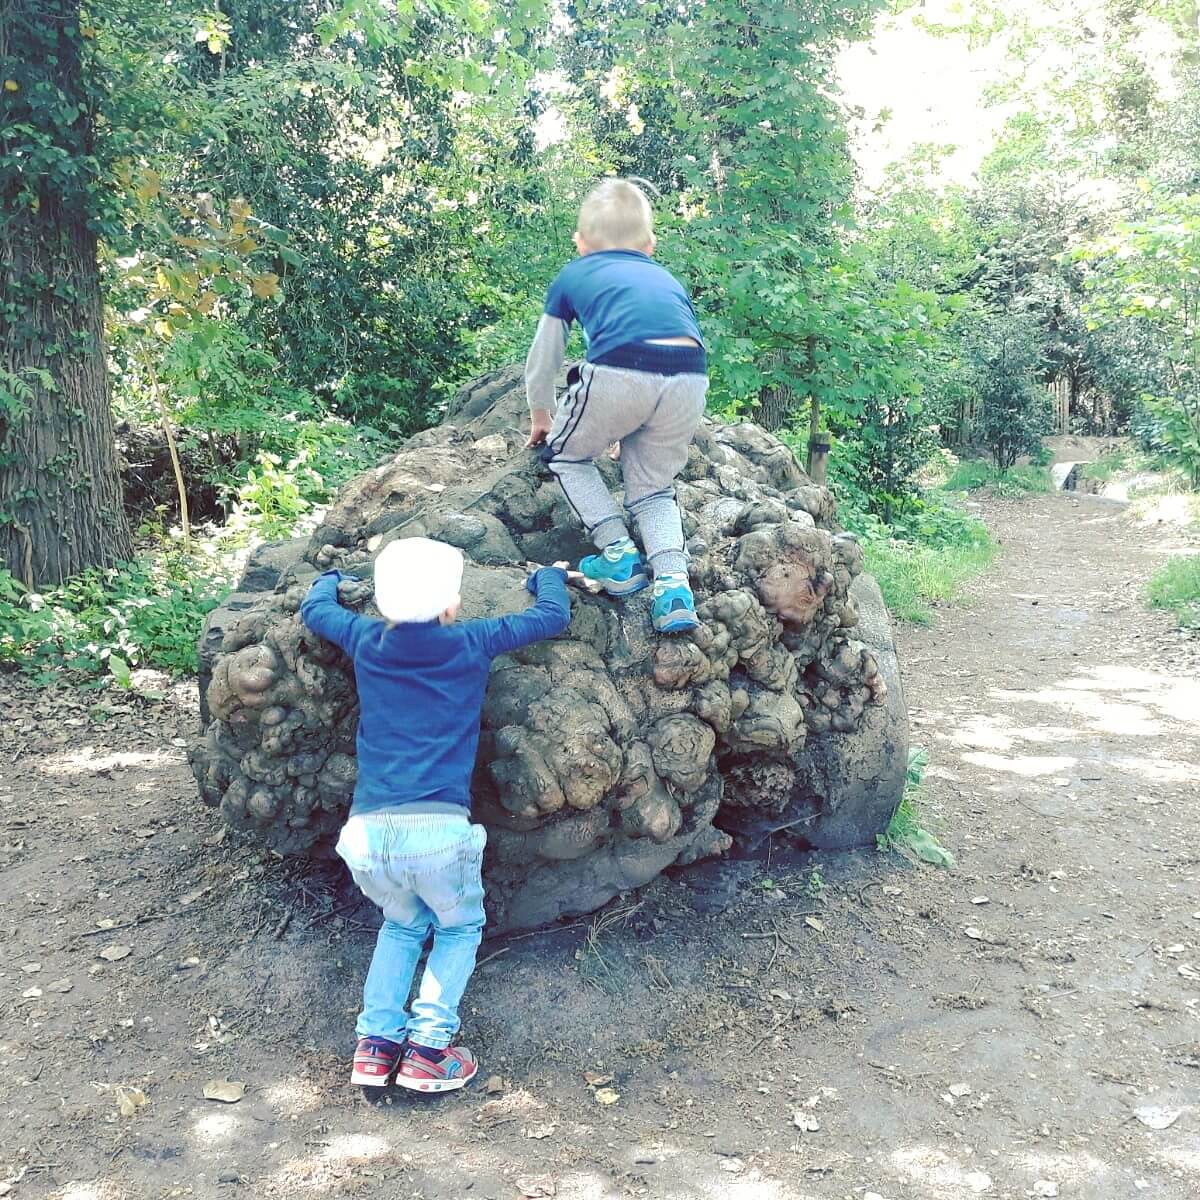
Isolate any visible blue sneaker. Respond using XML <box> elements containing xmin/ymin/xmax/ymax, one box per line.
<box><xmin>652</xmin><ymin>577</ymin><xmax>700</xmax><ymax>634</ymax></box>
<box><xmin>580</xmin><ymin>541</ymin><xmax>649</xmax><ymax>597</ymax></box>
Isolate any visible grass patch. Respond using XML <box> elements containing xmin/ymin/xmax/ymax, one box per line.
<box><xmin>1147</xmin><ymin>555</ymin><xmax>1200</xmax><ymax>628</ymax></box>
<box><xmin>1077</xmin><ymin>449</ymin><xmax>1136</xmax><ymax>484</ymax></box>
<box><xmin>864</xmin><ymin>537</ymin><xmax>996</xmax><ymax>625</ymax></box>
<box><xmin>943</xmin><ymin>460</ymin><xmax>1054</xmax><ymax>495</ymax></box>
<box><xmin>842</xmin><ymin>487</ymin><xmax>997</xmax><ymax>624</ymax></box>
<box><xmin>879</xmin><ymin>748</ymin><xmax>955</xmax><ymax>868</ymax></box>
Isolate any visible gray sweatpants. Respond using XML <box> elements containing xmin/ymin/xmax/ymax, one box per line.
<box><xmin>541</xmin><ymin>363</ymin><xmax>708</xmax><ymax>575</ymax></box>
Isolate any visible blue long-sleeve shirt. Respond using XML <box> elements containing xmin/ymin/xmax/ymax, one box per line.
<box><xmin>300</xmin><ymin>566</ymin><xmax>571</xmax><ymax>817</ymax></box>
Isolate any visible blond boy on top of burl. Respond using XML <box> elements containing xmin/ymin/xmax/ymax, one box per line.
<box><xmin>524</xmin><ymin>178</ymin><xmax>708</xmax><ymax>634</ymax></box>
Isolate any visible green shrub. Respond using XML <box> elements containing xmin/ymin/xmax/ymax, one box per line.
<box><xmin>962</xmin><ymin>312</ymin><xmax>1054</xmax><ymax>470</ymax></box>
<box><xmin>0</xmin><ymin>556</ymin><xmax>229</xmax><ymax>681</ymax></box>
<box><xmin>230</xmin><ymin>451</ymin><xmax>324</xmax><ymax>540</ymax></box>
<box><xmin>1147</xmin><ymin>556</ymin><xmax>1200</xmax><ymax>628</ymax></box>
<box><xmin>1141</xmin><ymin>393</ymin><xmax>1200</xmax><ymax>488</ymax></box>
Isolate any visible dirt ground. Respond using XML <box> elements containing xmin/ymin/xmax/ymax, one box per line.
<box><xmin>2</xmin><ymin>493</ymin><xmax>1198</xmax><ymax>1200</ymax></box>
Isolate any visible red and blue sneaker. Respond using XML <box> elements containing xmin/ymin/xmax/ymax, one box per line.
<box><xmin>350</xmin><ymin>1036</ymin><xmax>404</xmax><ymax>1088</ymax></box>
<box><xmin>395</xmin><ymin>1043</ymin><xmax>478</xmax><ymax>1094</ymax></box>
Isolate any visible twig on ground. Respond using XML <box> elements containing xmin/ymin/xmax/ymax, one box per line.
<box><xmin>866</xmin><ymin>1060</ymin><xmax>936</xmax><ymax>1081</ymax></box>
<box><xmin>743</xmin><ymin>1003</ymin><xmax>799</xmax><ymax>1057</ymax></box>
<box><xmin>77</xmin><ymin>913</ymin><xmax>169</xmax><ymax>938</ymax></box>
<box><xmin>310</xmin><ymin>898</ymin><xmax>363</xmax><ymax>924</ymax></box>
<box><xmin>743</xmin><ymin>922</ymin><xmax>800</xmax><ymax>972</ymax></box>
<box><xmin>476</xmin><ymin>947</ymin><xmax>510</xmax><ymax>970</ymax></box>
<box><xmin>643</xmin><ymin>954</ymin><xmax>672</xmax><ymax>991</ymax></box>
<box><xmin>502</xmin><ymin>920</ymin><xmax>587</xmax><ymax>943</ymax></box>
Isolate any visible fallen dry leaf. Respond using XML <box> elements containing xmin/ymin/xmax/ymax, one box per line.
<box><xmin>117</xmin><ymin>1086</ymin><xmax>147</xmax><ymax>1117</ymax></box>
<box><xmin>1178</xmin><ymin>963</ymin><xmax>1200</xmax><ymax>981</ymax></box>
<box><xmin>21</xmin><ymin>986</ymin><xmax>42</xmax><ymax>999</ymax></box>
<box><xmin>948</xmin><ymin>1082</ymin><xmax>972</xmax><ymax>1098</ymax></box>
<box><xmin>523</xmin><ymin>1122</ymin><xmax>556</xmax><ymax>1140</ymax></box>
<box><xmin>804</xmin><ymin>916</ymin><xmax>826</xmax><ymax>932</ymax></box>
<box><xmin>484</xmin><ymin>1074</ymin><xmax>505</xmax><ymax>1095</ymax></box>
<box><xmin>515</xmin><ymin>1176</ymin><xmax>556</xmax><ymax>1198</ymax></box>
<box><xmin>203</xmin><ymin>1079</ymin><xmax>246</xmax><ymax>1104</ymax></box>
<box><xmin>593</xmin><ymin>1087</ymin><xmax>620</xmax><ymax>1105</ymax></box>
<box><xmin>964</xmin><ymin>927</ymin><xmax>985</xmax><ymax>941</ymax></box>
<box><xmin>46</xmin><ymin>978</ymin><xmax>73</xmax><ymax>994</ymax></box>
<box><xmin>99</xmin><ymin>944</ymin><xmax>132</xmax><ymax>962</ymax></box>
<box><xmin>20</xmin><ymin>962</ymin><xmax>41</xmax><ymax>974</ymax></box>
<box><xmin>792</xmin><ymin>1111</ymin><xmax>820</xmax><ymax>1132</ymax></box>
<box><xmin>1032</xmin><ymin>1182</ymin><xmax>1059</xmax><ymax>1198</ymax></box>
<box><xmin>96</xmin><ymin>918</ymin><xmax>116</xmax><ymax>930</ymax></box>
<box><xmin>584</xmin><ymin>1071</ymin><xmax>614</xmax><ymax>1087</ymax></box>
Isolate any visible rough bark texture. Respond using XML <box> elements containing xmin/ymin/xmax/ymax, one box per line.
<box><xmin>0</xmin><ymin>0</ymin><xmax>132</xmax><ymax>585</ymax></box>
<box><xmin>191</xmin><ymin>366</ymin><xmax>908</xmax><ymax>933</ymax></box>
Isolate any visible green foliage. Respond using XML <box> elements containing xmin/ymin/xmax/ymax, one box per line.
<box><xmin>563</xmin><ymin>0</ymin><xmax>897</xmax><ymax>431</ymax></box>
<box><xmin>1077</xmin><ymin>186</ymin><xmax>1200</xmax><ymax>485</ymax></box>
<box><xmin>0</xmin><ymin>555</ymin><xmax>228</xmax><ymax>679</ymax></box>
<box><xmin>88</xmin><ymin>0</ymin><xmax>555</xmax><ymax>445</ymax></box>
<box><xmin>878</xmin><ymin>747</ymin><xmax>955</xmax><ymax>868</ymax></box>
<box><xmin>837</xmin><ymin>483</ymin><xmax>996</xmax><ymax>625</ymax></box>
<box><xmin>230</xmin><ymin>451</ymin><xmax>323</xmax><ymax>540</ymax></box>
<box><xmin>1146</xmin><ymin>556</ymin><xmax>1200</xmax><ymax>629</ymax></box>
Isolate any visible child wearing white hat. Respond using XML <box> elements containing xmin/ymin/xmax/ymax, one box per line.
<box><xmin>300</xmin><ymin>538</ymin><xmax>571</xmax><ymax>1095</ymax></box>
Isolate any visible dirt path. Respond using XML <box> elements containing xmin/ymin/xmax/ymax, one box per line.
<box><xmin>2</xmin><ymin>494</ymin><xmax>1198</xmax><ymax>1200</ymax></box>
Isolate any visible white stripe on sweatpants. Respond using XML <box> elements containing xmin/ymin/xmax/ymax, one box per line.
<box><xmin>542</xmin><ymin>363</ymin><xmax>708</xmax><ymax>574</ymax></box>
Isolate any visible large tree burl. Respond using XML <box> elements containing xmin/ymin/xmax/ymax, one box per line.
<box><xmin>191</xmin><ymin>366</ymin><xmax>908</xmax><ymax>932</ymax></box>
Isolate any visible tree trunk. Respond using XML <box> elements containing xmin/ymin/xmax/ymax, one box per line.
<box><xmin>0</xmin><ymin>0</ymin><xmax>132</xmax><ymax>586</ymax></box>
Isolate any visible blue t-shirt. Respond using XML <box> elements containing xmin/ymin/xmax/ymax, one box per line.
<box><xmin>544</xmin><ymin>250</ymin><xmax>703</xmax><ymax>362</ymax></box>
<box><xmin>300</xmin><ymin>567</ymin><xmax>571</xmax><ymax>817</ymax></box>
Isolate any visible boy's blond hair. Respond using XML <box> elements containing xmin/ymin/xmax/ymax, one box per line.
<box><xmin>577</xmin><ymin>178</ymin><xmax>654</xmax><ymax>250</ymax></box>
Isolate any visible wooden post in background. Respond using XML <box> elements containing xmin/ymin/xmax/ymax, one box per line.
<box><xmin>1048</xmin><ymin>377</ymin><xmax>1070</xmax><ymax>434</ymax></box>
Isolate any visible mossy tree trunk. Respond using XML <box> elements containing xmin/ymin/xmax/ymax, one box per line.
<box><xmin>0</xmin><ymin>0</ymin><xmax>132</xmax><ymax>586</ymax></box>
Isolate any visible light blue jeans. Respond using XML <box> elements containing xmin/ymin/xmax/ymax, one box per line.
<box><xmin>336</xmin><ymin>811</ymin><xmax>486</xmax><ymax>1049</ymax></box>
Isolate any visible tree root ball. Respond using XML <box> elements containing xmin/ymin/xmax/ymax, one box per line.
<box><xmin>191</xmin><ymin>365</ymin><xmax>908</xmax><ymax>933</ymax></box>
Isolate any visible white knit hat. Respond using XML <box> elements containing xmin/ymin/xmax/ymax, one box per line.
<box><xmin>373</xmin><ymin>537</ymin><xmax>464</xmax><ymax>624</ymax></box>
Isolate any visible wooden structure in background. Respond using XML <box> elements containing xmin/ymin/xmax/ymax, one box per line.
<box><xmin>1048</xmin><ymin>377</ymin><xmax>1071</xmax><ymax>435</ymax></box>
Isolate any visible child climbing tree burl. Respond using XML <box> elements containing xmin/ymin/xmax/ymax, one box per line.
<box><xmin>524</xmin><ymin>178</ymin><xmax>709</xmax><ymax>634</ymax></box>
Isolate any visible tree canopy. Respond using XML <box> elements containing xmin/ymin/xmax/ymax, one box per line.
<box><xmin>2</xmin><ymin>0</ymin><xmax>1199</xmax><ymax>594</ymax></box>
